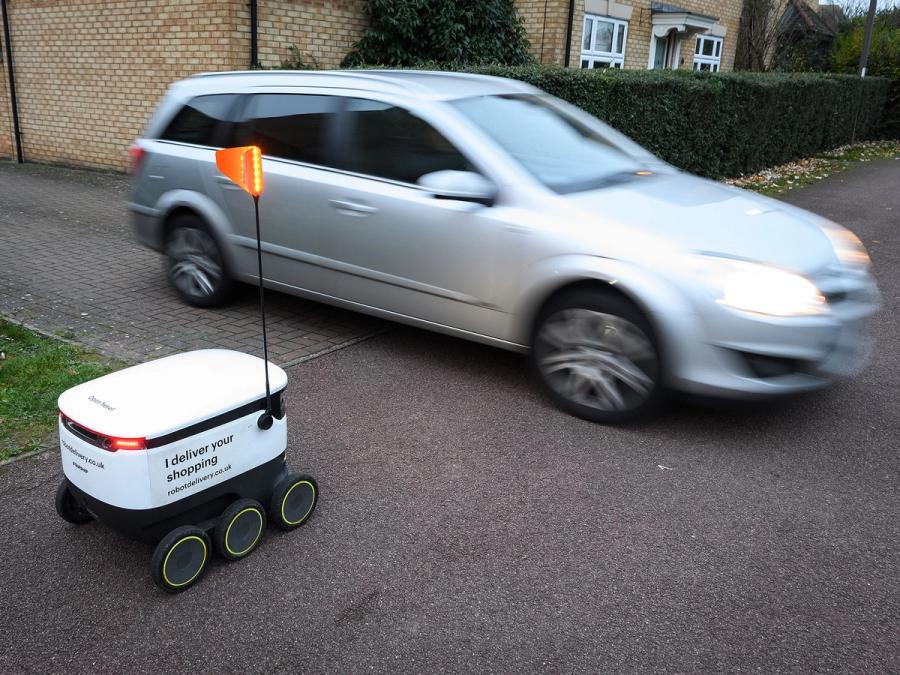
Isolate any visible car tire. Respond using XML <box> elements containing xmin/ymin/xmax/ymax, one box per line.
<box><xmin>55</xmin><ymin>478</ymin><xmax>92</xmax><ymax>525</ymax></box>
<box><xmin>530</xmin><ymin>287</ymin><xmax>663</xmax><ymax>424</ymax></box>
<box><xmin>164</xmin><ymin>214</ymin><xmax>233</xmax><ymax>308</ymax></box>
<box><xmin>214</xmin><ymin>498</ymin><xmax>266</xmax><ymax>561</ymax></box>
<box><xmin>151</xmin><ymin>525</ymin><xmax>211</xmax><ymax>593</ymax></box>
<box><xmin>269</xmin><ymin>473</ymin><xmax>318</xmax><ymax>531</ymax></box>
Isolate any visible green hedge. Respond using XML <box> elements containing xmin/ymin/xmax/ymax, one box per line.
<box><xmin>881</xmin><ymin>79</ymin><xmax>900</xmax><ymax>139</ymax></box>
<box><xmin>438</xmin><ymin>66</ymin><xmax>891</xmax><ymax>178</ymax></box>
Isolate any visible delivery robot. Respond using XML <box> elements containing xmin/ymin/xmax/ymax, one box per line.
<box><xmin>54</xmin><ymin>146</ymin><xmax>318</xmax><ymax>592</ymax></box>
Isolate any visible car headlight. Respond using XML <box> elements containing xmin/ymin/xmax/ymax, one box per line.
<box><xmin>822</xmin><ymin>225</ymin><xmax>871</xmax><ymax>269</ymax></box>
<box><xmin>688</xmin><ymin>255</ymin><xmax>828</xmax><ymax>317</ymax></box>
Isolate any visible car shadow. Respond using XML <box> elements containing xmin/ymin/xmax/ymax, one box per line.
<box><xmin>358</xmin><ymin>322</ymin><xmax>843</xmax><ymax>440</ymax></box>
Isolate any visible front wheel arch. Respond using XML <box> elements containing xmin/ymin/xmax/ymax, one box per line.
<box><xmin>528</xmin><ymin>279</ymin><xmax>660</xmax><ymax>352</ymax></box>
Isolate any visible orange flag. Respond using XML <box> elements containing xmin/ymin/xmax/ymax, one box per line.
<box><xmin>215</xmin><ymin>146</ymin><xmax>264</xmax><ymax>197</ymax></box>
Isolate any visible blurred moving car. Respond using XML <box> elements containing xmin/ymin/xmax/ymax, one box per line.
<box><xmin>129</xmin><ymin>70</ymin><xmax>880</xmax><ymax>424</ymax></box>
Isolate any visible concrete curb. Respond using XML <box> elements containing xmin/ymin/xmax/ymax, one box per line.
<box><xmin>0</xmin><ymin>435</ymin><xmax>56</xmax><ymax>469</ymax></box>
<box><xmin>2</xmin><ymin>315</ymin><xmax>98</xmax><ymax>354</ymax></box>
<box><xmin>280</xmin><ymin>327</ymin><xmax>394</xmax><ymax>369</ymax></box>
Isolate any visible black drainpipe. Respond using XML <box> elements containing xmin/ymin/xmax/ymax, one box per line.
<box><xmin>1</xmin><ymin>0</ymin><xmax>23</xmax><ymax>163</ymax></box>
<box><xmin>249</xmin><ymin>0</ymin><xmax>258</xmax><ymax>68</ymax></box>
<box><xmin>563</xmin><ymin>0</ymin><xmax>575</xmax><ymax>67</ymax></box>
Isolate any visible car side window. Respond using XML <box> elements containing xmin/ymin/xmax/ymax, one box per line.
<box><xmin>235</xmin><ymin>94</ymin><xmax>339</xmax><ymax>167</ymax></box>
<box><xmin>338</xmin><ymin>98</ymin><xmax>472</xmax><ymax>184</ymax></box>
<box><xmin>159</xmin><ymin>94</ymin><xmax>238</xmax><ymax>147</ymax></box>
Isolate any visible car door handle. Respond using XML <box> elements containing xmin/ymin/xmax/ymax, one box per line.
<box><xmin>329</xmin><ymin>199</ymin><xmax>378</xmax><ymax>216</ymax></box>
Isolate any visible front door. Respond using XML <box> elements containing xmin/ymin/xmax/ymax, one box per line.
<box><xmin>652</xmin><ymin>31</ymin><xmax>678</xmax><ymax>69</ymax></box>
<box><xmin>316</xmin><ymin>97</ymin><xmax>512</xmax><ymax>337</ymax></box>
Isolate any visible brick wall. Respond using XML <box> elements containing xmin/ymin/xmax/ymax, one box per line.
<box><xmin>515</xmin><ymin>0</ymin><xmax>571</xmax><ymax>65</ymax></box>
<box><xmin>0</xmin><ymin>42</ymin><xmax>12</xmax><ymax>158</ymax></box>
<box><xmin>0</xmin><ymin>0</ymin><xmax>245</xmax><ymax>170</ymax></box>
<box><xmin>255</xmin><ymin>0</ymin><xmax>367</xmax><ymax>70</ymax></box>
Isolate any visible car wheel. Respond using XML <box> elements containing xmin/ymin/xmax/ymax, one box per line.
<box><xmin>531</xmin><ymin>288</ymin><xmax>662</xmax><ymax>424</ymax></box>
<box><xmin>164</xmin><ymin>215</ymin><xmax>233</xmax><ymax>307</ymax></box>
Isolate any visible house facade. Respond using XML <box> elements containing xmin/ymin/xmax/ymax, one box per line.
<box><xmin>2</xmin><ymin>1</ymin><xmax>740</xmax><ymax>170</ymax></box>
<box><xmin>518</xmin><ymin>1</ymin><xmax>742</xmax><ymax>73</ymax></box>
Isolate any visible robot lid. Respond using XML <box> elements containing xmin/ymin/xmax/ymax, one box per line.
<box><xmin>58</xmin><ymin>349</ymin><xmax>287</xmax><ymax>442</ymax></box>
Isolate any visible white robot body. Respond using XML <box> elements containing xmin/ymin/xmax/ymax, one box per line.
<box><xmin>58</xmin><ymin>350</ymin><xmax>292</xmax><ymax>543</ymax></box>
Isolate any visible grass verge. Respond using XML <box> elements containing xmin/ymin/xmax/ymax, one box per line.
<box><xmin>724</xmin><ymin>140</ymin><xmax>900</xmax><ymax>197</ymax></box>
<box><xmin>0</xmin><ymin>319</ymin><xmax>120</xmax><ymax>462</ymax></box>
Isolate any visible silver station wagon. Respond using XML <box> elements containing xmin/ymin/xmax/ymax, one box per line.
<box><xmin>129</xmin><ymin>70</ymin><xmax>879</xmax><ymax>424</ymax></box>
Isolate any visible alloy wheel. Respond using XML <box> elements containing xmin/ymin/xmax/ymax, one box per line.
<box><xmin>535</xmin><ymin>309</ymin><xmax>658</xmax><ymax>413</ymax></box>
<box><xmin>165</xmin><ymin>227</ymin><xmax>224</xmax><ymax>301</ymax></box>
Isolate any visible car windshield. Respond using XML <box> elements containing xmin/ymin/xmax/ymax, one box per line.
<box><xmin>450</xmin><ymin>94</ymin><xmax>643</xmax><ymax>194</ymax></box>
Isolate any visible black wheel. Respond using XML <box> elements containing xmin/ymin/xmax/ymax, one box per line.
<box><xmin>164</xmin><ymin>214</ymin><xmax>233</xmax><ymax>307</ymax></box>
<box><xmin>270</xmin><ymin>473</ymin><xmax>318</xmax><ymax>531</ymax></box>
<box><xmin>55</xmin><ymin>479</ymin><xmax>92</xmax><ymax>525</ymax></box>
<box><xmin>531</xmin><ymin>287</ymin><xmax>663</xmax><ymax>425</ymax></box>
<box><xmin>214</xmin><ymin>498</ymin><xmax>266</xmax><ymax>561</ymax></box>
<box><xmin>151</xmin><ymin>526</ymin><xmax>211</xmax><ymax>593</ymax></box>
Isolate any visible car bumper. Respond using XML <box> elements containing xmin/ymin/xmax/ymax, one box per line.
<box><xmin>659</xmin><ymin>274</ymin><xmax>879</xmax><ymax>400</ymax></box>
<box><xmin>128</xmin><ymin>202</ymin><xmax>164</xmax><ymax>252</ymax></box>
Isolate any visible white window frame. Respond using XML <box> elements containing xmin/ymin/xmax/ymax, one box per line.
<box><xmin>580</xmin><ymin>15</ymin><xmax>628</xmax><ymax>69</ymax></box>
<box><xmin>693</xmin><ymin>35</ymin><xmax>723</xmax><ymax>72</ymax></box>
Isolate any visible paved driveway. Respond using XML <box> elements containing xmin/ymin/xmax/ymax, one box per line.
<box><xmin>0</xmin><ymin>161</ymin><xmax>386</xmax><ymax>365</ymax></box>
<box><xmin>0</xmin><ymin>159</ymin><xmax>898</xmax><ymax>672</ymax></box>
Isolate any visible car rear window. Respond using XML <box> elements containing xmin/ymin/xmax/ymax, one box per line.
<box><xmin>337</xmin><ymin>99</ymin><xmax>471</xmax><ymax>184</ymax></box>
<box><xmin>236</xmin><ymin>94</ymin><xmax>339</xmax><ymax>166</ymax></box>
<box><xmin>160</xmin><ymin>94</ymin><xmax>237</xmax><ymax>146</ymax></box>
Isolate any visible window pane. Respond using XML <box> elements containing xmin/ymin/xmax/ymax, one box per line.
<box><xmin>161</xmin><ymin>95</ymin><xmax>236</xmax><ymax>146</ymax></box>
<box><xmin>452</xmin><ymin>94</ymin><xmax>641</xmax><ymax>193</ymax></box>
<box><xmin>616</xmin><ymin>26</ymin><xmax>625</xmax><ymax>54</ymax></box>
<box><xmin>693</xmin><ymin>62</ymin><xmax>700</xmax><ymax>71</ymax></box>
<box><xmin>581</xmin><ymin>58</ymin><xmax>590</xmax><ymax>69</ymax></box>
<box><xmin>582</xmin><ymin>19</ymin><xmax>592</xmax><ymax>51</ymax></box>
<box><xmin>715</xmin><ymin>41</ymin><xmax>721</xmax><ymax>57</ymax></box>
<box><xmin>594</xmin><ymin>20</ymin><xmax>613</xmax><ymax>52</ymax></box>
<box><xmin>713</xmin><ymin>63</ymin><xmax>719</xmax><ymax>72</ymax></box>
<box><xmin>702</xmin><ymin>39</ymin><xmax>715</xmax><ymax>56</ymax></box>
<box><xmin>240</xmin><ymin>94</ymin><xmax>338</xmax><ymax>166</ymax></box>
<box><xmin>340</xmin><ymin>100</ymin><xmax>470</xmax><ymax>184</ymax></box>
<box><xmin>695</xmin><ymin>39</ymin><xmax>701</xmax><ymax>55</ymax></box>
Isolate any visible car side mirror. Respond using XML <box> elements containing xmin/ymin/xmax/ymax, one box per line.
<box><xmin>417</xmin><ymin>170</ymin><xmax>497</xmax><ymax>206</ymax></box>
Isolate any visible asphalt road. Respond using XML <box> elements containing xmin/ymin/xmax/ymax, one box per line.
<box><xmin>1</xmin><ymin>159</ymin><xmax>898</xmax><ymax>673</ymax></box>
